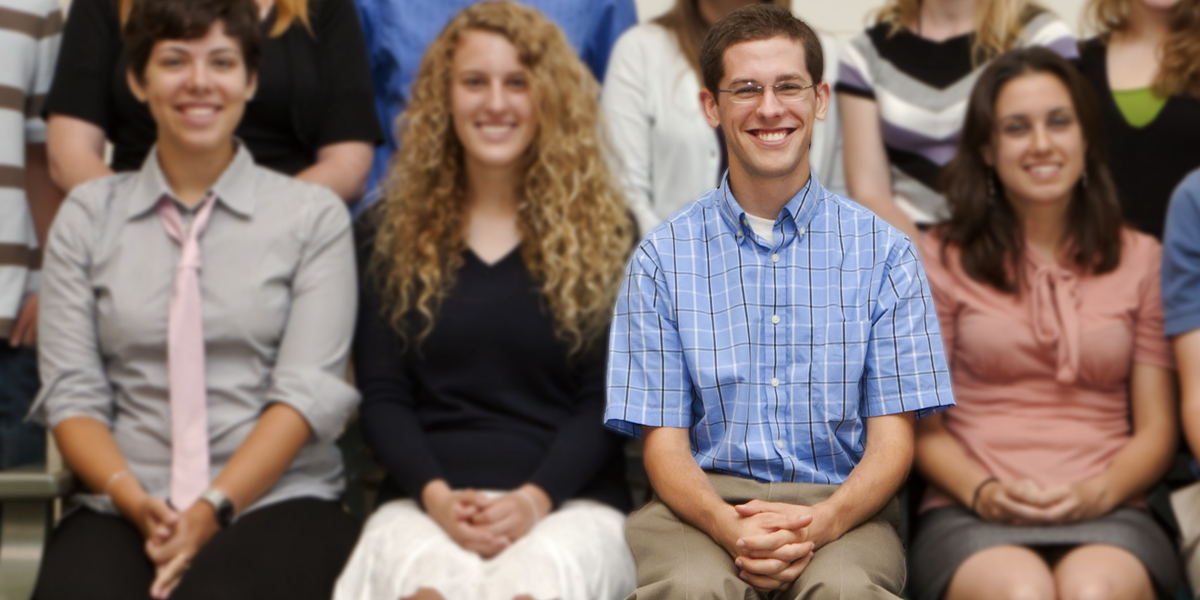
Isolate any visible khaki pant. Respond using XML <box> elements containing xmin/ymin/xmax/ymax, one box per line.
<box><xmin>624</xmin><ymin>473</ymin><xmax>905</xmax><ymax>600</ymax></box>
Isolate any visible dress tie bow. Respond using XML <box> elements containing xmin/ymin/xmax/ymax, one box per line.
<box><xmin>1029</xmin><ymin>262</ymin><xmax>1081</xmax><ymax>385</ymax></box>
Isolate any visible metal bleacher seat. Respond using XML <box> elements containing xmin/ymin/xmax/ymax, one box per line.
<box><xmin>0</xmin><ymin>443</ymin><xmax>72</xmax><ymax>600</ymax></box>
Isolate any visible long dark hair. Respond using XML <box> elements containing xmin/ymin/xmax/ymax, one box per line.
<box><xmin>936</xmin><ymin>47</ymin><xmax>1123</xmax><ymax>294</ymax></box>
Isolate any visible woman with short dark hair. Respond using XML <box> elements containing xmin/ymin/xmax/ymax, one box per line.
<box><xmin>910</xmin><ymin>47</ymin><xmax>1180</xmax><ymax>600</ymax></box>
<box><xmin>44</xmin><ymin>0</ymin><xmax>380</xmax><ymax>202</ymax></box>
<box><xmin>31</xmin><ymin>1</ymin><xmax>360</xmax><ymax>598</ymax></box>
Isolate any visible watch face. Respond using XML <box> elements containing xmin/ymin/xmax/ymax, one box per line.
<box><xmin>217</xmin><ymin>502</ymin><xmax>234</xmax><ymax>527</ymax></box>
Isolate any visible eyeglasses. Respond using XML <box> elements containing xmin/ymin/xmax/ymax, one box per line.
<box><xmin>717</xmin><ymin>81</ymin><xmax>816</xmax><ymax>104</ymax></box>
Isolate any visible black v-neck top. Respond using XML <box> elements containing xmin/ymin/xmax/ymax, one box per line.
<box><xmin>1080</xmin><ymin>38</ymin><xmax>1200</xmax><ymax>239</ymax></box>
<box><xmin>351</xmin><ymin>219</ymin><xmax>631</xmax><ymax>512</ymax></box>
<box><xmin>45</xmin><ymin>0</ymin><xmax>382</xmax><ymax>176</ymax></box>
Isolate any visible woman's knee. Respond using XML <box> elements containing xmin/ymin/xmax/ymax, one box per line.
<box><xmin>945</xmin><ymin>546</ymin><xmax>1055</xmax><ymax>600</ymax></box>
<box><xmin>1054</xmin><ymin>545</ymin><xmax>1154</xmax><ymax>600</ymax></box>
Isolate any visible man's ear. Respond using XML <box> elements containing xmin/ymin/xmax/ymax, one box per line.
<box><xmin>700</xmin><ymin>88</ymin><xmax>722</xmax><ymax>129</ymax></box>
<box><xmin>127</xmin><ymin>68</ymin><xmax>147</xmax><ymax>102</ymax></box>
<box><xmin>813</xmin><ymin>80</ymin><xmax>830</xmax><ymax>121</ymax></box>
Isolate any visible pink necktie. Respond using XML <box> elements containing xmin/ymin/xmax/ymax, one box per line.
<box><xmin>158</xmin><ymin>194</ymin><xmax>217</xmax><ymax>510</ymax></box>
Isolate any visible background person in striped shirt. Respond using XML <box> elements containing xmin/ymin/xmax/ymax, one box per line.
<box><xmin>0</xmin><ymin>0</ymin><xmax>62</xmax><ymax>470</ymax></box>
<box><xmin>604</xmin><ymin>5</ymin><xmax>954</xmax><ymax>599</ymax></box>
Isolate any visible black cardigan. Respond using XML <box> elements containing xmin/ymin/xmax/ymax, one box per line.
<box><xmin>351</xmin><ymin>220</ymin><xmax>631</xmax><ymax>513</ymax></box>
<box><xmin>45</xmin><ymin>0</ymin><xmax>382</xmax><ymax>175</ymax></box>
<box><xmin>1079</xmin><ymin>38</ymin><xmax>1200</xmax><ymax>239</ymax></box>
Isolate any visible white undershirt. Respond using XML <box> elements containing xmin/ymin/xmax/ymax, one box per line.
<box><xmin>743</xmin><ymin>213</ymin><xmax>776</xmax><ymax>245</ymax></box>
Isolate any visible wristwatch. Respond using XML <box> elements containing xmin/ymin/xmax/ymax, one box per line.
<box><xmin>198</xmin><ymin>488</ymin><xmax>235</xmax><ymax>528</ymax></box>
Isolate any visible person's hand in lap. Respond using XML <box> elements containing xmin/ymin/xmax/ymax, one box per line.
<box><xmin>422</xmin><ymin>480</ymin><xmax>510</xmax><ymax>558</ymax></box>
<box><xmin>469</xmin><ymin>484</ymin><xmax>551</xmax><ymax>548</ymax></box>
<box><xmin>716</xmin><ymin>504</ymin><xmax>816</xmax><ymax>593</ymax></box>
<box><xmin>145</xmin><ymin>500</ymin><xmax>221</xmax><ymax>599</ymax></box>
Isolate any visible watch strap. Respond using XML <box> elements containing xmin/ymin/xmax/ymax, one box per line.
<box><xmin>198</xmin><ymin>488</ymin><xmax>234</xmax><ymax>527</ymax></box>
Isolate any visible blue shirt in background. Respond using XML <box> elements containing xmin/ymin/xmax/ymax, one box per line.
<box><xmin>1162</xmin><ymin>168</ymin><xmax>1200</xmax><ymax>337</ymax></box>
<box><xmin>354</xmin><ymin>0</ymin><xmax>637</xmax><ymax>210</ymax></box>
<box><xmin>604</xmin><ymin>172</ymin><xmax>955</xmax><ymax>485</ymax></box>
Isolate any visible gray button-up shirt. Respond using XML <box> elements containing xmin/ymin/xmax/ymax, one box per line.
<box><xmin>32</xmin><ymin>144</ymin><xmax>359</xmax><ymax>515</ymax></box>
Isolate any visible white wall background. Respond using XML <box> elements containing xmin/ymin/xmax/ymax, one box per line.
<box><xmin>633</xmin><ymin>0</ymin><xmax>1092</xmax><ymax>36</ymax></box>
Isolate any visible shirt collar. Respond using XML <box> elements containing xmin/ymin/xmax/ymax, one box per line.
<box><xmin>126</xmin><ymin>141</ymin><xmax>258</xmax><ymax>220</ymax></box>
<box><xmin>717</xmin><ymin>169</ymin><xmax>822</xmax><ymax>239</ymax></box>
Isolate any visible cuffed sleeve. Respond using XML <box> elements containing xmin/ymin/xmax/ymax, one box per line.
<box><xmin>916</xmin><ymin>235</ymin><xmax>960</xmax><ymax>370</ymax></box>
<box><xmin>863</xmin><ymin>235</ymin><xmax>955</xmax><ymax>419</ymax></box>
<box><xmin>31</xmin><ymin>187</ymin><xmax>114</xmax><ymax>428</ymax></box>
<box><xmin>604</xmin><ymin>242</ymin><xmax>694</xmax><ymax>437</ymax></box>
<box><xmin>264</xmin><ymin>192</ymin><xmax>359</xmax><ymax>442</ymax></box>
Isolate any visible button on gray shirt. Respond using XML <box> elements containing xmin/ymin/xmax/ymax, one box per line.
<box><xmin>32</xmin><ymin>144</ymin><xmax>359</xmax><ymax>515</ymax></box>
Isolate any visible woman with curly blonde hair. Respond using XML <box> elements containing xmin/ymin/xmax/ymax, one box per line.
<box><xmin>333</xmin><ymin>3</ymin><xmax>636</xmax><ymax>600</ymax></box>
<box><xmin>1079</xmin><ymin>0</ymin><xmax>1200</xmax><ymax>239</ymax></box>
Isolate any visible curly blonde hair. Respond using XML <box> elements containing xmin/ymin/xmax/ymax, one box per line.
<box><xmin>1088</xmin><ymin>0</ymin><xmax>1200</xmax><ymax>98</ymax></box>
<box><xmin>369</xmin><ymin>1</ymin><xmax>634</xmax><ymax>355</ymax></box>
<box><xmin>875</xmin><ymin>0</ymin><xmax>1044</xmax><ymax>65</ymax></box>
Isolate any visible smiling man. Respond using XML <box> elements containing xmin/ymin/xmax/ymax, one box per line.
<box><xmin>604</xmin><ymin>5</ymin><xmax>955</xmax><ymax>599</ymax></box>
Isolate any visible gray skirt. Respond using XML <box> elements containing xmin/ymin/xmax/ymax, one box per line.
<box><xmin>908</xmin><ymin>506</ymin><xmax>1182</xmax><ymax>600</ymax></box>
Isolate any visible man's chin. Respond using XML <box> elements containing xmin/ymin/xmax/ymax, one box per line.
<box><xmin>741</xmin><ymin>159</ymin><xmax>807</xmax><ymax>180</ymax></box>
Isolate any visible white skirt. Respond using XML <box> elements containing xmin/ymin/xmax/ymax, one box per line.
<box><xmin>333</xmin><ymin>495</ymin><xmax>636</xmax><ymax>600</ymax></box>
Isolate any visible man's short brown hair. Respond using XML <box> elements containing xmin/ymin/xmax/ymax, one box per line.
<box><xmin>124</xmin><ymin>0</ymin><xmax>262</xmax><ymax>82</ymax></box>
<box><xmin>698</xmin><ymin>4</ymin><xmax>823</xmax><ymax>99</ymax></box>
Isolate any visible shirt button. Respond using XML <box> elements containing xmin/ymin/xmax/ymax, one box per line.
<box><xmin>771</xmin><ymin>254</ymin><xmax>779</xmax><ymax>263</ymax></box>
<box><xmin>776</xmin><ymin>440</ymin><xmax>785</xmax><ymax>450</ymax></box>
<box><xmin>799</xmin><ymin>227</ymin><xmax>806</xmax><ymax>235</ymax></box>
<box><xmin>771</xmin><ymin>377</ymin><xmax>780</xmax><ymax>387</ymax></box>
<box><xmin>772</xmin><ymin>315</ymin><xmax>780</xmax><ymax>324</ymax></box>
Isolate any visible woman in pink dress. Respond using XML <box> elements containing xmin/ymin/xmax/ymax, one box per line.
<box><xmin>910</xmin><ymin>47</ymin><xmax>1180</xmax><ymax>600</ymax></box>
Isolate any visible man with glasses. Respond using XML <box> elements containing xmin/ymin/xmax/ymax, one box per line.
<box><xmin>604</xmin><ymin>5</ymin><xmax>954</xmax><ymax>598</ymax></box>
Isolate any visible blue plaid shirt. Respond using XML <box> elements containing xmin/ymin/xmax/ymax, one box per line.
<box><xmin>605</xmin><ymin>172</ymin><xmax>954</xmax><ymax>484</ymax></box>
<box><xmin>354</xmin><ymin>0</ymin><xmax>637</xmax><ymax>209</ymax></box>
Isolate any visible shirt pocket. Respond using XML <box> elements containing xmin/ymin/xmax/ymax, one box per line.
<box><xmin>811</xmin><ymin>319</ymin><xmax>871</xmax><ymax>422</ymax></box>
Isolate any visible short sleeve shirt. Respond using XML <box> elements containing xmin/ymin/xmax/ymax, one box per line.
<box><xmin>605</xmin><ymin>173</ymin><xmax>955</xmax><ymax>485</ymax></box>
<box><xmin>917</xmin><ymin>230</ymin><xmax>1173</xmax><ymax>508</ymax></box>
<box><xmin>1163</xmin><ymin>168</ymin><xmax>1200</xmax><ymax>336</ymax></box>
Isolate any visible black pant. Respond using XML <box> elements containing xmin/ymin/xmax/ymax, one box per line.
<box><xmin>33</xmin><ymin>498</ymin><xmax>360</xmax><ymax>600</ymax></box>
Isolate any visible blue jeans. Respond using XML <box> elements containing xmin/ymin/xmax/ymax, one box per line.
<box><xmin>0</xmin><ymin>344</ymin><xmax>44</xmax><ymax>469</ymax></box>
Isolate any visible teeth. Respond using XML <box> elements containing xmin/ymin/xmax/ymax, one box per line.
<box><xmin>480</xmin><ymin>125</ymin><xmax>511</xmax><ymax>135</ymax></box>
<box><xmin>757</xmin><ymin>130</ymin><xmax>786</xmax><ymax>142</ymax></box>
<box><xmin>183</xmin><ymin>106</ymin><xmax>216</xmax><ymax>116</ymax></box>
<box><xmin>1029</xmin><ymin>165</ymin><xmax>1059</xmax><ymax>175</ymax></box>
